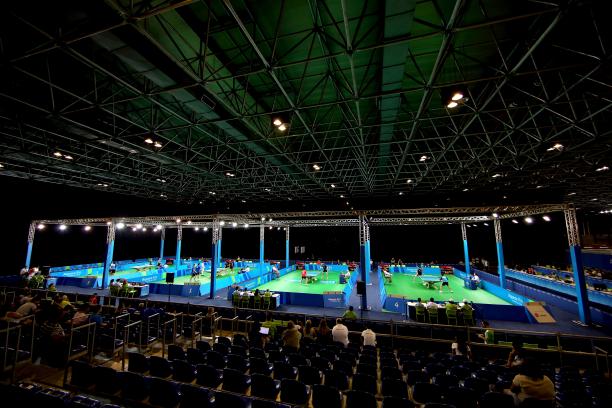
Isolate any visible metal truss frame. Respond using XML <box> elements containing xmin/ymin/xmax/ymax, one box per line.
<box><xmin>1</xmin><ymin>0</ymin><xmax>611</xmax><ymax>207</ymax></box>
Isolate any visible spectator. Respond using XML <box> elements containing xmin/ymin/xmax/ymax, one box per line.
<box><xmin>59</xmin><ymin>295</ymin><xmax>71</xmax><ymax>309</ymax></box>
<box><xmin>89</xmin><ymin>293</ymin><xmax>99</xmax><ymax>305</ymax></box>
<box><xmin>303</xmin><ymin>320</ymin><xmax>316</xmax><ymax>339</ymax></box>
<box><xmin>507</xmin><ymin>340</ymin><xmax>526</xmax><ymax>368</ymax></box>
<box><xmin>70</xmin><ymin>304</ymin><xmax>90</xmax><ymax>326</ymax></box>
<box><xmin>90</xmin><ymin>305</ymin><xmax>105</xmax><ymax>327</ymax></box>
<box><xmin>451</xmin><ymin>337</ymin><xmax>472</xmax><ymax>360</ymax></box>
<box><xmin>426</xmin><ymin>297</ymin><xmax>437</xmax><ymax>309</ymax></box>
<box><xmin>478</xmin><ymin>321</ymin><xmax>494</xmax><ymax>344</ymax></box>
<box><xmin>509</xmin><ymin>358</ymin><xmax>555</xmax><ymax>405</ymax></box>
<box><xmin>205</xmin><ymin>306</ymin><xmax>216</xmax><ymax>318</ymax></box>
<box><xmin>282</xmin><ymin>321</ymin><xmax>302</xmax><ymax>350</ymax></box>
<box><xmin>332</xmin><ymin>318</ymin><xmax>349</xmax><ymax>347</ymax></box>
<box><xmin>47</xmin><ymin>283</ymin><xmax>57</xmax><ymax>292</ymax></box>
<box><xmin>415</xmin><ymin>297</ymin><xmax>425</xmax><ymax>307</ymax></box>
<box><xmin>15</xmin><ymin>295</ymin><xmax>39</xmax><ymax>317</ymax></box>
<box><xmin>342</xmin><ymin>305</ymin><xmax>357</xmax><ymax>320</ymax></box>
<box><xmin>316</xmin><ymin>319</ymin><xmax>332</xmax><ymax>343</ymax></box>
<box><xmin>361</xmin><ymin>325</ymin><xmax>376</xmax><ymax>347</ymax></box>
<box><xmin>249</xmin><ymin>320</ymin><xmax>265</xmax><ymax>349</ymax></box>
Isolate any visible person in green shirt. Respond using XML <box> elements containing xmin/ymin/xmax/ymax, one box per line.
<box><xmin>342</xmin><ymin>305</ymin><xmax>357</xmax><ymax>320</ymax></box>
<box><xmin>478</xmin><ymin>320</ymin><xmax>494</xmax><ymax>344</ymax></box>
<box><xmin>445</xmin><ymin>299</ymin><xmax>458</xmax><ymax>314</ymax></box>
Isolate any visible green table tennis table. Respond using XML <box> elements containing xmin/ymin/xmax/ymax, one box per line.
<box><xmin>421</xmin><ymin>275</ymin><xmax>447</xmax><ymax>289</ymax></box>
<box><xmin>303</xmin><ymin>270</ymin><xmax>321</xmax><ymax>283</ymax></box>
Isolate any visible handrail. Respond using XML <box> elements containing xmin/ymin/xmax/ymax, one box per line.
<box><xmin>140</xmin><ymin>313</ymin><xmax>161</xmax><ymax>353</ymax></box>
<box><xmin>121</xmin><ymin>320</ymin><xmax>142</xmax><ymax>370</ymax></box>
<box><xmin>161</xmin><ymin>317</ymin><xmax>177</xmax><ymax>357</ymax></box>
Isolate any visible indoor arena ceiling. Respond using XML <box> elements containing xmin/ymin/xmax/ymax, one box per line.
<box><xmin>0</xmin><ymin>0</ymin><xmax>611</xmax><ymax>209</ymax></box>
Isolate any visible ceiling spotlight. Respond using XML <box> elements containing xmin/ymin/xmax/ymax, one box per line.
<box><xmin>277</xmin><ymin>227</ymin><xmax>281</xmax><ymax>230</ymax></box>
<box><xmin>451</xmin><ymin>92</ymin><xmax>464</xmax><ymax>101</ymax></box>
<box><xmin>407</xmin><ymin>179</ymin><xmax>413</xmax><ymax>184</ymax></box>
<box><xmin>53</xmin><ymin>151</ymin><xmax>62</xmax><ymax>157</ymax></box>
<box><xmin>261</xmin><ymin>217</ymin><xmax>266</xmax><ymax>221</ymax></box>
<box><xmin>492</xmin><ymin>173</ymin><xmax>501</xmax><ymax>178</ymax></box>
<box><xmin>145</xmin><ymin>138</ymin><xmax>154</xmax><ymax>144</ymax></box>
<box><xmin>132</xmin><ymin>227</ymin><xmax>137</xmax><ymax>231</ymax></box>
<box><xmin>462</xmin><ymin>188</ymin><xmax>469</xmax><ymax>192</ymax></box>
<box><xmin>278</xmin><ymin>124</ymin><xmax>287</xmax><ymax>131</ymax></box>
<box><xmin>244</xmin><ymin>223</ymin><xmax>249</xmax><ymax>228</ymax></box>
<box><xmin>472</xmin><ymin>224</ymin><xmax>478</xmax><ymax>227</ymax></box>
<box><xmin>273</xmin><ymin>118</ymin><xmax>282</xmax><ymax>127</ymax></box>
<box><xmin>268</xmin><ymin>218</ymin><xmax>272</xmax><ymax>222</ymax></box>
<box><xmin>135</xmin><ymin>223</ymin><xmax>143</xmax><ymax>229</ymax></box>
<box><xmin>116</xmin><ymin>222</ymin><xmax>125</xmax><ymax>229</ymax></box>
<box><xmin>264</xmin><ymin>188</ymin><xmax>271</xmax><ymax>192</ymax></box>
<box><xmin>59</xmin><ymin>224</ymin><xmax>67</xmax><ymax>231</ymax></box>
<box><xmin>154</xmin><ymin>142</ymin><xmax>162</xmax><ymax>148</ymax></box>
<box><xmin>512</xmin><ymin>219</ymin><xmax>519</xmax><ymax>224</ymax></box>
<box><xmin>195</xmin><ymin>227</ymin><xmax>200</xmax><ymax>231</ymax></box>
<box><xmin>241</xmin><ymin>199</ymin><xmax>246</xmax><ymax>203</ymax></box>
<box><xmin>567</xmin><ymin>192</ymin><xmax>576</xmax><ymax>196</ymax></box>
<box><xmin>203</xmin><ymin>227</ymin><xmax>209</xmax><ymax>232</ymax></box>
<box><xmin>269</xmin><ymin>226</ymin><xmax>273</xmax><ymax>230</ymax></box>
<box><xmin>492</xmin><ymin>213</ymin><xmax>499</xmax><ymax>218</ymax></box>
<box><xmin>591</xmin><ymin>198</ymin><xmax>598</xmax><ymax>201</ymax></box>
<box><xmin>0</xmin><ymin>163</ymin><xmax>4</xmax><ymax>168</ymax></box>
<box><xmin>232</xmin><ymin>222</ymin><xmax>238</xmax><ymax>228</ymax></box>
<box><xmin>596</xmin><ymin>166</ymin><xmax>609</xmax><ymax>172</ymax></box>
<box><xmin>346</xmin><ymin>201</ymin><xmax>350</xmax><ymax>205</ymax></box>
<box><xmin>447</xmin><ymin>101</ymin><xmax>458</xmax><ymax>108</ymax></box>
<box><xmin>542</xmin><ymin>215</ymin><xmax>551</xmax><ymax>222</ymax></box>
<box><xmin>106</xmin><ymin>221</ymin><xmax>112</xmax><ymax>225</ymax></box>
<box><xmin>157</xmin><ymin>225</ymin><xmax>163</xmax><ymax>229</ymax></box>
<box><xmin>160</xmin><ymin>194</ymin><xmax>167</xmax><ymax>198</ymax></box>
<box><xmin>219</xmin><ymin>221</ymin><xmax>226</xmax><ymax>226</ymax></box>
<box><xmin>340</xmin><ymin>194</ymin><xmax>345</xmax><ymax>198</ymax></box>
<box><xmin>547</xmin><ymin>143</ymin><xmax>564</xmax><ymax>152</ymax></box>
<box><xmin>524</xmin><ymin>217</ymin><xmax>534</xmax><ymax>224</ymax></box>
<box><xmin>226</xmin><ymin>172</ymin><xmax>235</xmax><ymax>177</ymax></box>
<box><xmin>64</xmin><ymin>155</ymin><xmax>73</xmax><ymax>160</ymax></box>
<box><xmin>331</xmin><ymin>184</ymin><xmax>336</xmax><ymax>188</ymax></box>
<box><xmin>419</xmin><ymin>155</ymin><xmax>429</xmax><ymax>162</ymax></box>
<box><xmin>37</xmin><ymin>224</ymin><xmax>45</xmax><ymax>230</ymax></box>
<box><xmin>483</xmin><ymin>223</ymin><xmax>489</xmax><ymax>226</ymax></box>
<box><xmin>156</xmin><ymin>178</ymin><xmax>166</xmax><ymax>183</ymax></box>
<box><xmin>313</xmin><ymin>164</ymin><xmax>321</xmax><ymax>171</ymax></box>
<box><xmin>399</xmin><ymin>192</ymin><xmax>404</xmax><ymax>196</ymax></box>
<box><xmin>209</xmin><ymin>191</ymin><xmax>216</xmax><ymax>195</ymax></box>
<box><xmin>187</xmin><ymin>220</ymin><xmax>192</xmax><ymax>225</ymax></box>
<box><xmin>176</xmin><ymin>218</ymin><xmax>181</xmax><ymax>223</ymax></box>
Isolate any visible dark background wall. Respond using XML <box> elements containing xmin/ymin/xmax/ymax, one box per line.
<box><xmin>0</xmin><ymin>176</ymin><xmax>590</xmax><ymax>274</ymax></box>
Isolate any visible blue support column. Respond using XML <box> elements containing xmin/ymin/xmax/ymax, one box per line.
<box><xmin>565</xmin><ymin>207</ymin><xmax>591</xmax><ymax>324</ymax></box>
<box><xmin>364</xmin><ymin>239</ymin><xmax>371</xmax><ymax>284</ymax></box>
<box><xmin>285</xmin><ymin>227</ymin><xmax>290</xmax><ymax>269</ymax></box>
<box><xmin>175</xmin><ymin>226</ymin><xmax>182</xmax><ymax>268</ymax></box>
<box><xmin>210</xmin><ymin>219</ymin><xmax>219</xmax><ymax>299</ymax></box>
<box><xmin>493</xmin><ymin>219</ymin><xmax>506</xmax><ymax>288</ymax></box>
<box><xmin>461</xmin><ymin>223</ymin><xmax>470</xmax><ymax>275</ymax></box>
<box><xmin>160</xmin><ymin>228</ymin><xmax>165</xmax><ymax>260</ymax></box>
<box><xmin>358</xmin><ymin>215</ymin><xmax>369</xmax><ymax>311</ymax></box>
<box><xmin>218</xmin><ymin>228</ymin><xmax>222</xmax><ymax>266</ymax></box>
<box><xmin>259</xmin><ymin>224</ymin><xmax>265</xmax><ymax>275</ymax></box>
<box><xmin>25</xmin><ymin>222</ymin><xmax>36</xmax><ymax>270</ymax></box>
<box><xmin>102</xmin><ymin>223</ymin><xmax>115</xmax><ymax>290</ymax></box>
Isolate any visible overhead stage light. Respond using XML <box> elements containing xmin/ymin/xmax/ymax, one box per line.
<box><xmin>195</xmin><ymin>227</ymin><xmax>200</xmax><ymax>231</ymax></box>
<box><xmin>596</xmin><ymin>166</ymin><xmax>609</xmax><ymax>172</ymax></box>
<box><xmin>419</xmin><ymin>155</ymin><xmax>429</xmax><ymax>162</ymax></box>
<box><xmin>269</xmin><ymin>226</ymin><xmax>273</xmax><ymax>230</ymax></box>
<box><xmin>273</xmin><ymin>118</ymin><xmax>282</xmax><ymax>127</ymax></box>
<box><xmin>142</xmin><ymin>227</ymin><xmax>147</xmax><ymax>232</ymax></box>
<box><xmin>547</xmin><ymin>143</ymin><xmax>564</xmax><ymax>152</ymax></box>
<box><xmin>524</xmin><ymin>217</ymin><xmax>534</xmax><ymax>224</ymax></box>
<box><xmin>187</xmin><ymin>220</ymin><xmax>192</xmax><ymax>225</ymax></box>
<box><xmin>268</xmin><ymin>218</ymin><xmax>272</xmax><ymax>222</ymax></box>
<box><xmin>244</xmin><ymin>223</ymin><xmax>249</xmax><ymax>228</ymax></box>
<box><xmin>567</xmin><ymin>192</ymin><xmax>576</xmax><ymax>196</ymax></box>
<box><xmin>232</xmin><ymin>222</ymin><xmax>238</xmax><ymax>228</ymax></box>
<box><xmin>278</xmin><ymin>124</ymin><xmax>287</xmax><ymax>131</ymax></box>
<box><xmin>406</xmin><ymin>179</ymin><xmax>413</xmax><ymax>184</ymax></box>
<box><xmin>132</xmin><ymin>227</ymin><xmax>137</xmax><ymax>231</ymax></box>
<box><xmin>219</xmin><ymin>221</ymin><xmax>226</xmax><ymax>226</ymax></box>
<box><xmin>84</xmin><ymin>225</ymin><xmax>92</xmax><ymax>231</ymax></box>
<box><xmin>203</xmin><ymin>227</ymin><xmax>209</xmax><ymax>232</ymax></box>
<box><xmin>116</xmin><ymin>222</ymin><xmax>125</xmax><ymax>229</ymax></box>
<box><xmin>483</xmin><ymin>223</ymin><xmax>489</xmax><ymax>226</ymax></box>
<box><xmin>106</xmin><ymin>221</ymin><xmax>112</xmax><ymax>225</ymax></box>
<box><xmin>59</xmin><ymin>224</ymin><xmax>67</xmax><ymax>231</ymax></box>
<box><xmin>447</xmin><ymin>101</ymin><xmax>458</xmax><ymax>108</ymax></box>
<box><xmin>37</xmin><ymin>224</ymin><xmax>45</xmax><ymax>230</ymax></box>
<box><xmin>261</xmin><ymin>217</ymin><xmax>266</xmax><ymax>221</ymax></box>
<box><xmin>53</xmin><ymin>152</ymin><xmax>62</xmax><ymax>157</ymax></box>
<box><xmin>154</xmin><ymin>142</ymin><xmax>162</xmax><ymax>148</ymax></box>
<box><xmin>512</xmin><ymin>219</ymin><xmax>519</xmax><ymax>224</ymax></box>
<box><xmin>313</xmin><ymin>164</ymin><xmax>321</xmax><ymax>171</ymax></box>
<box><xmin>145</xmin><ymin>138</ymin><xmax>154</xmax><ymax>144</ymax></box>
<box><xmin>136</xmin><ymin>223</ymin><xmax>143</xmax><ymax>229</ymax></box>
<box><xmin>157</xmin><ymin>225</ymin><xmax>163</xmax><ymax>229</ymax></box>
<box><xmin>451</xmin><ymin>91</ymin><xmax>464</xmax><ymax>101</ymax></box>
<box><xmin>264</xmin><ymin>188</ymin><xmax>271</xmax><ymax>192</ymax></box>
<box><xmin>64</xmin><ymin>155</ymin><xmax>73</xmax><ymax>160</ymax></box>
<box><xmin>176</xmin><ymin>218</ymin><xmax>182</xmax><ymax>223</ymax></box>
<box><xmin>340</xmin><ymin>195</ymin><xmax>345</xmax><ymax>198</ymax></box>
<box><xmin>399</xmin><ymin>192</ymin><xmax>404</xmax><ymax>196</ymax></box>
<box><xmin>331</xmin><ymin>184</ymin><xmax>336</xmax><ymax>188</ymax></box>
<box><xmin>492</xmin><ymin>213</ymin><xmax>499</xmax><ymax>218</ymax></box>
<box><xmin>542</xmin><ymin>215</ymin><xmax>551</xmax><ymax>222</ymax></box>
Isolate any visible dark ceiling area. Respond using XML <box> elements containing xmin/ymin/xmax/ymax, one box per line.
<box><xmin>0</xmin><ymin>0</ymin><xmax>611</xmax><ymax>212</ymax></box>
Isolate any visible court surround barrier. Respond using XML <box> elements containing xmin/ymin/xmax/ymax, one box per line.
<box><xmin>507</xmin><ymin>268</ymin><xmax>612</xmax><ymax>307</ymax></box>
<box><xmin>473</xmin><ymin>267</ymin><xmax>612</xmax><ymax>328</ymax></box>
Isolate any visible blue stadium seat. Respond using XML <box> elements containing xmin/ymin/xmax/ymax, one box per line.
<box><xmin>345</xmin><ymin>390</ymin><xmax>377</xmax><ymax>408</ymax></box>
<box><xmin>150</xmin><ymin>356</ymin><xmax>173</xmax><ymax>378</ymax></box>
<box><xmin>196</xmin><ymin>364</ymin><xmax>223</xmax><ymax>388</ymax></box>
<box><xmin>280</xmin><ymin>379</ymin><xmax>310</xmax><ymax>405</ymax></box>
<box><xmin>121</xmin><ymin>371</ymin><xmax>148</xmax><ymax>401</ymax></box>
<box><xmin>312</xmin><ymin>384</ymin><xmax>341</xmax><ymax>408</ymax></box>
<box><xmin>352</xmin><ymin>373</ymin><xmax>377</xmax><ymax>395</ymax></box>
<box><xmin>127</xmin><ymin>352</ymin><xmax>149</xmax><ymax>373</ymax></box>
<box><xmin>172</xmin><ymin>359</ymin><xmax>196</xmax><ymax>383</ymax></box>
<box><xmin>180</xmin><ymin>383</ymin><xmax>215</xmax><ymax>408</ymax></box>
<box><xmin>251</xmin><ymin>373</ymin><xmax>281</xmax><ymax>400</ymax></box>
<box><xmin>412</xmin><ymin>382</ymin><xmax>442</xmax><ymax>404</ymax></box>
<box><xmin>149</xmin><ymin>377</ymin><xmax>180</xmax><ymax>408</ymax></box>
<box><xmin>324</xmin><ymin>369</ymin><xmax>348</xmax><ymax>390</ymax></box>
<box><xmin>222</xmin><ymin>368</ymin><xmax>251</xmax><ymax>394</ymax></box>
